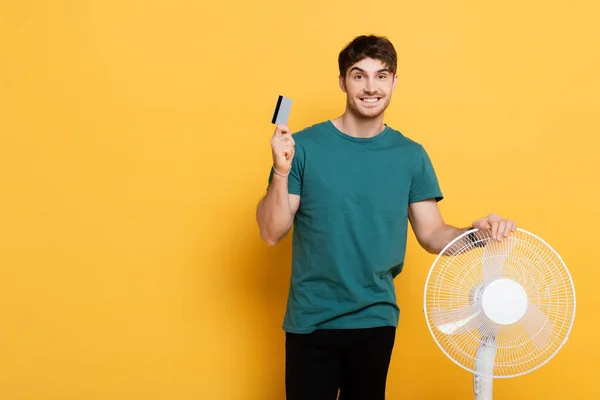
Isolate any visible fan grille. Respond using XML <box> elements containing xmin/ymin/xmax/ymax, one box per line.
<box><xmin>423</xmin><ymin>228</ymin><xmax>576</xmax><ymax>378</ymax></box>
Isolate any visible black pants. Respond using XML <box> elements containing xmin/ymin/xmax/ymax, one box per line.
<box><xmin>285</xmin><ymin>326</ymin><xmax>396</xmax><ymax>400</ymax></box>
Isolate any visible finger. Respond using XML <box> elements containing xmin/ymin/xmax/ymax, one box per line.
<box><xmin>273</xmin><ymin>124</ymin><xmax>286</xmax><ymax>137</ymax></box>
<box><xmin>280</xmin><ymin>145</ymin><xmax>294</xmax><ymax>158</ymax></box>
<box><xmin>278</xmin><ymin>124</ymin><xmax>290</xmax><ymax>135</ymax></box>
<box><xmin>280</xmin><ymin>135</ymin><xmax>294</xmax><ymax>145</ymax></box>
<box><xmin>503</xmin><ymin>220</ymin><xmax>513</xmax><ymax>237</ymax></box>
<box><xmin>497</xmin><ymin>220</ymin><xmax>506</xmax><ymax>241</ymax></box>
<box><xmin>283</xmin><ymin>150</ymin><xmax>294</xmax><ymax>161</ymax></box>
<box><xmin>511</xmin><ymin>222</ymin><xmax>517</xmax><ymax>232</ymax></box>
<box><xmin>491</xmin><ymin>219</ymin><xmax>499</xmax><ymax>241</ymax></box>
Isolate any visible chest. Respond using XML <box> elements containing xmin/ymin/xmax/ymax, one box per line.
<box><xmin>299</xmin><ymin>144</ymin><xmax>415</xmax><ymax>214</ymax></box>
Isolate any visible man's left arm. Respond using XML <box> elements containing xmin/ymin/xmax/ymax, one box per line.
<box><xmin>408</xmin><ymin>199</ymin><xmax>517</xmax><ymax>254</ymax></box>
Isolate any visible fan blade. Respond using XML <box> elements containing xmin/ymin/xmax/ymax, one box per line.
<box><xmin>431</xmin><ymin>304</ymin><xmax>482</xmax><ymax>334</ymax></box>
<box><xmin>521</xmin><ymin>302</ymin><xmax>554</xmax><ymax>351</ymax></box>
<box><xmin>482</xmin><ymin>237</ymin><xmax>516</xmax><ymax>282</ymax></box>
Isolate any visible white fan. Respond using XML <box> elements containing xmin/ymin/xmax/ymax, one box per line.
<box><xmin>423</xmin><ymin>228</ymin><xmax>576</xmax><ymax>399</ymax></box>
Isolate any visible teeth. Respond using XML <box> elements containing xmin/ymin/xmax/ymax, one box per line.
<box><xmin>362</xmin><ymin>98</ymin><xmax>378</xmax><ymax>103</ymax></box>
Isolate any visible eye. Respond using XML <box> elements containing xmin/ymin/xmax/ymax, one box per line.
<box><xmin>378</xmin><ymin>74</ymin><xmax>387</xmax><ymax>79</ymax></box>
<box><xmin>354</xmin><ymin>74</ymin><xmax>363</xmax><ymax>80</ymax></box>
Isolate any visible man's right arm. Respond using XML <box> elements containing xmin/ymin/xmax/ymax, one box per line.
<box><xmin>256</xmin><ymin>174</ymin><xmax>300</xmax><ymax>246</ymax></box>
<box><xmin>257</xmin><ymin>123</ymin><xmax>300</xmax><ymax>245</ymax></box>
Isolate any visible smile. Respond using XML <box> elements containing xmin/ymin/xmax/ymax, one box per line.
<box><xmin>360</xmin><ymin>97</ymin><xmax>381</xmax><ymax>104</ymax></box>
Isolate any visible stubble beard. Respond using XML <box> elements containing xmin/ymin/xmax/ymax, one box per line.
<box><xmin>346</xmin><ymin>95</ymin><xmax>391</xmax><ymax>121</ymax></box>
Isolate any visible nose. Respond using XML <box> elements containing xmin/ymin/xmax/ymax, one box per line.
<box><xmin>364</xmin><ymin>77</ymin><xmax>377</xmax><ymax>94</ymax></box>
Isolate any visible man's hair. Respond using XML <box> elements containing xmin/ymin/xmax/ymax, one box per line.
<box><xmin>338</xmin><ymin>35</ymin><xmax>397</xmax><ymax>78</ymax></box>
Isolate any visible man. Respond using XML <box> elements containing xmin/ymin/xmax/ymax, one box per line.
<box><xmin>256</xmin><ymin>34</ymin><xmax>516</xmax><ymax>400</ymax></box>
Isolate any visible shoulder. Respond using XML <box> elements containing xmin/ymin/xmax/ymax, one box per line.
<box><xmin>289</xmin><ymin>121</ymin><xmax>334</xmax><ymax>155</ymax></box>
<box><xmin>291</xmin><ymin>121</ymin><xmax>330</xmax><ymax>142</ymax></box>
<box><xmin>384</xmin><ymin>125</ymin><xmax>427</xmax><ymax>153</ymax></box>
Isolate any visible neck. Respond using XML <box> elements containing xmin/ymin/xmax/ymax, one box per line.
<box><xmin>331</xmin><ymin>109</ymin><xmax>386</xmax><ymax>138</ymax></box>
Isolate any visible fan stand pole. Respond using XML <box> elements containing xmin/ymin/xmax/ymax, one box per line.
<box><xmin>473</xmin><ymin>336</ymin><xmax>496</xmax><ymax>400</ymax></box>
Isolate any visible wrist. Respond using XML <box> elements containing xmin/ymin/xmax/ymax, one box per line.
<box><xmin>272</xmin><ymin>165</ymin><xmax>291</xmax><ymax>177</ymax></box>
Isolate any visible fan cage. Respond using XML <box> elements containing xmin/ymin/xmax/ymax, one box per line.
<box><xmin>423</xmin><ymin>228</ymin><xmax>576</xmax><ymax>378</ymax></box>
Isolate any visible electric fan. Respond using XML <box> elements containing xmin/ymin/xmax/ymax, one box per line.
<box><xmin>423</xmin><ymin>228</ymin><xmax>576</xmax><ymax>399</ymax></box>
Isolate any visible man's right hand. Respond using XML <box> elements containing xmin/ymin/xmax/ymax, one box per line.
<box><xmin>270</xmin><ymin>124</ymin><xmax>295</xmax><ymax>175</ymax></box>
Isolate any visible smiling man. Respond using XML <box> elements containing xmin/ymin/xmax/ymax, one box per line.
<box><xmin>256</xmin><ymin>34</ymin><xmax>516</xmax><ymax>400</ymax></box>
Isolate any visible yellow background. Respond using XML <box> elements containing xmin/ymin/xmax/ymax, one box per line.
<box><xmin>1</xmin><ymin>1</ymin><xmax>598</xmax><ymax>399</ymax></box>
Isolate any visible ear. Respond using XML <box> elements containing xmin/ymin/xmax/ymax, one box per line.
<box><xmin>392</xmin><ymin>75</ymin><xmax>398</xmax><ymax>92</ymax></box>
<box><xmin>339</xmin><ymin>76</ymin><xmax>347</xmax><ymax>93</ymax></box>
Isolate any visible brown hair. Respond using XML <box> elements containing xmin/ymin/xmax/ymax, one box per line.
<box><xmin>338</xmin><ymin>35</ymin><xmax>397</xmax><ymax>78</ymax></box>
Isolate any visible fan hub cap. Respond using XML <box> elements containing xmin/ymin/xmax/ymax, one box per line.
<box><xmin>481</xmin><ymin>278</ymin><xmax>528</xmax><ymax>325</ymax></box>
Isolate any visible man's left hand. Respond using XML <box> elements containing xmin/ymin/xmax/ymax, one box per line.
<box><xmin>472</xmin><ymin>213</ymin><xmax>517</xmax><ymax>241</ymax></box>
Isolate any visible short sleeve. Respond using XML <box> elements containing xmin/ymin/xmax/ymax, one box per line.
<box><xmin>409</xmin><ymin>145</ymin><xmax>443</xmax><ymax>204</ymax></box>
<box><xmin>266</xmin><ymin>140</ymin><xmax>304</xmax><ymax>195</ymax></box>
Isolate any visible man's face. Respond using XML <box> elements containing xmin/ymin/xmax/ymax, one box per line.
<box><xmin>339</xmin><ymin>57</ymin><xmax>397</xmax><ymax>119</ymax></box>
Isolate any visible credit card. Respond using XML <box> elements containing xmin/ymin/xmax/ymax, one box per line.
<box><xmin>271</xmin><ymin>95</ymin><xmax>293</xmax><ymax>125</ymax></box>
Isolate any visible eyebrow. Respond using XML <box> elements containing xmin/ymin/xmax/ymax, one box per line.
<box><xmin>349</xmin><ymin>67</ymin><xmax>392</xmax><ymax>74</ymax></box>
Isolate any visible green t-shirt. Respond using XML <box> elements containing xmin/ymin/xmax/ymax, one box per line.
<box><xmin>267</xmin><ymin>120</ymin><xmax>443</xmax><ymax>334</ymax></box>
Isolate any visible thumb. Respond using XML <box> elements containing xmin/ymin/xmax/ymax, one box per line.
<box><xmin>276</xmin><ymin>124</ymin><xmax>290</xmax><ymax>136</ymax></box>
<box><xmin>478</xmin><ymin>219</ymin><xmax>492</xmax><ymax>230</ymax></box>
